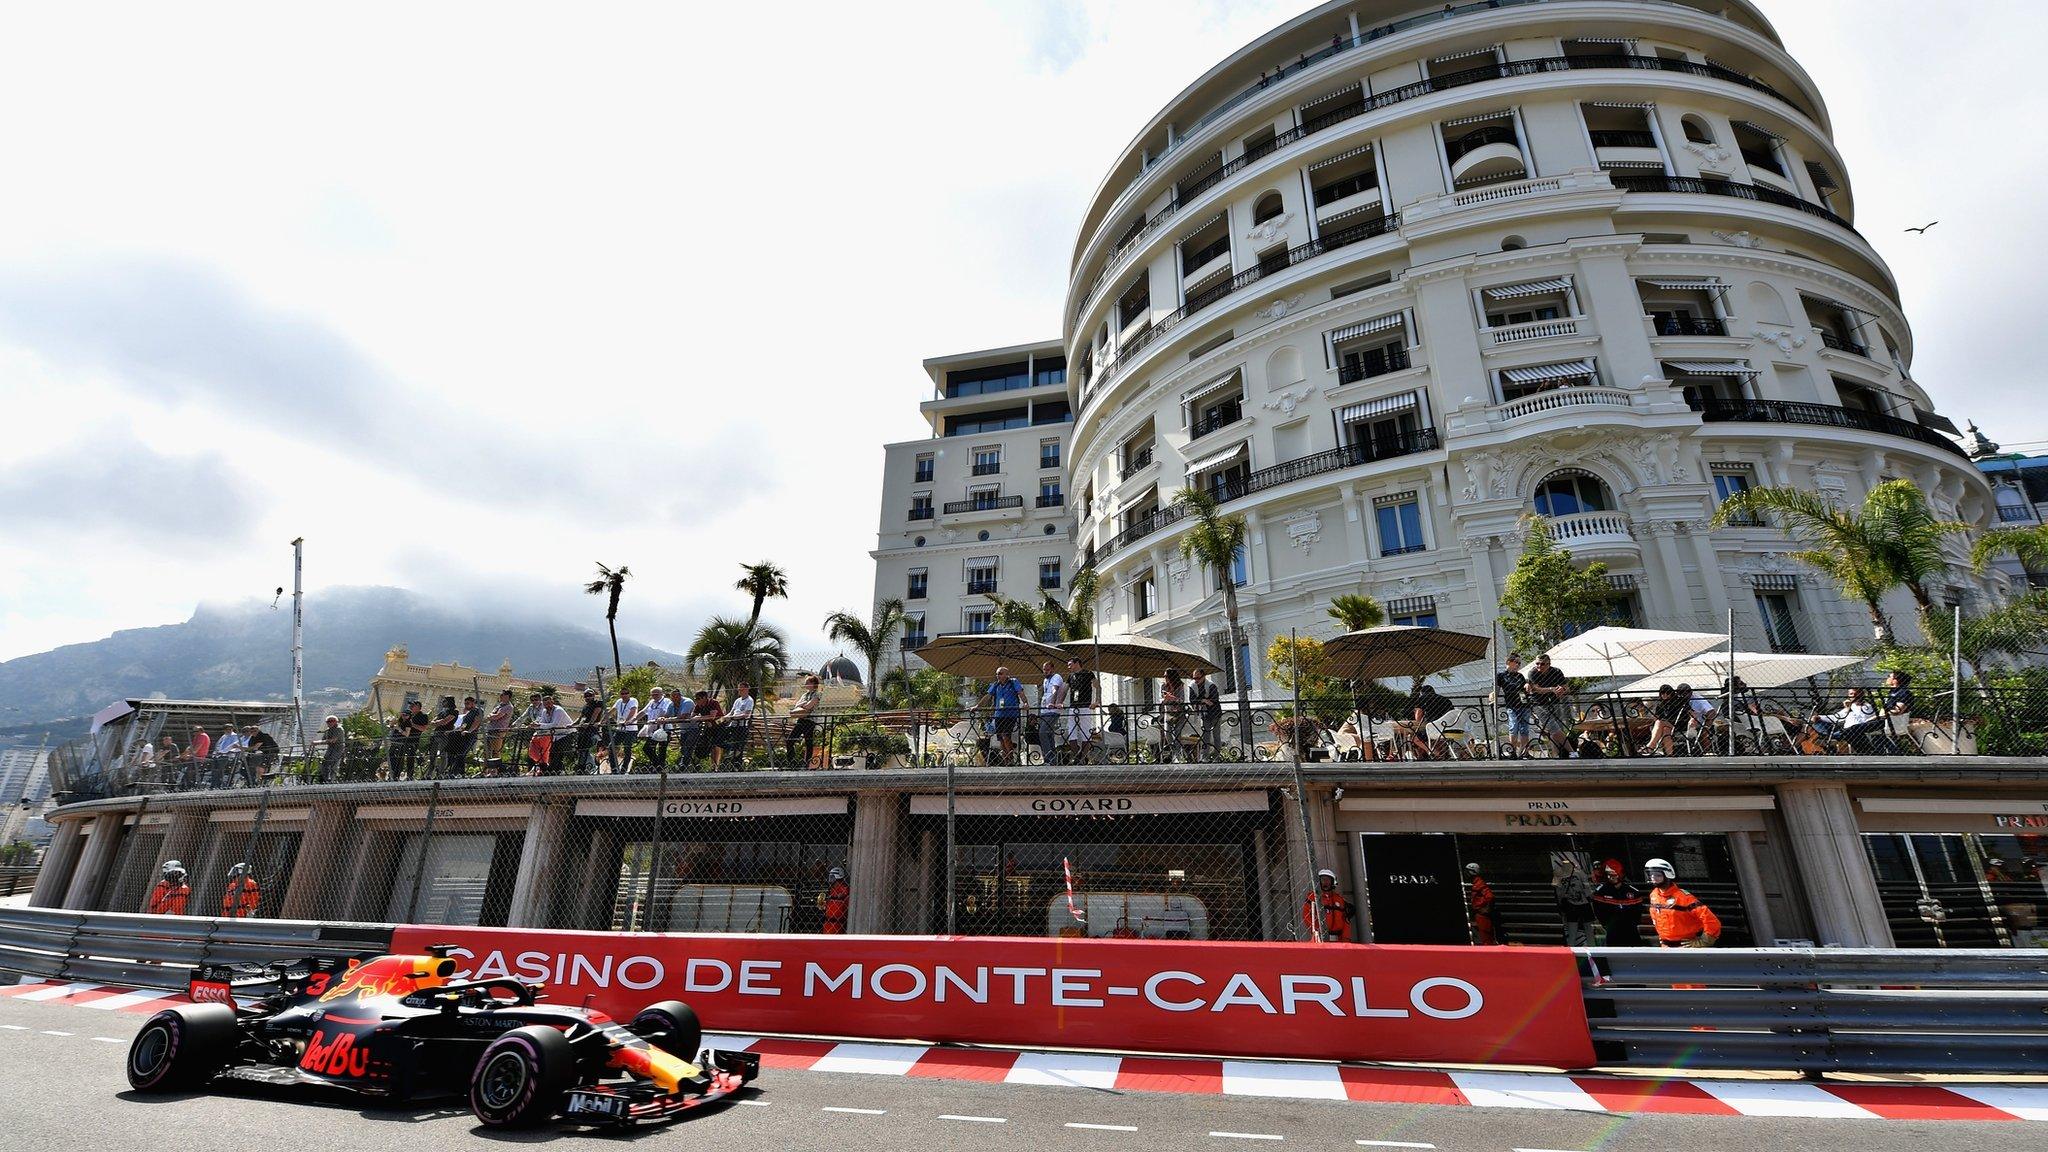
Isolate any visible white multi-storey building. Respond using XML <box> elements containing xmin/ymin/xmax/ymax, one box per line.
<box><xmin>1057</xmin><ymin>0</ymin><xmax>1995</xmax><ymax>695</ymax></box>
<box><xmin>872</xmin><ymin>341</ymin><xmax>1073</xmax><ymax>658</ymax></box>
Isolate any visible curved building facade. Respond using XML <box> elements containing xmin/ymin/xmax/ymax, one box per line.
<box><xmin>1064</xmin><ymin>0</ymin><xmax>1994</xmax><ymax>691</ymax></box>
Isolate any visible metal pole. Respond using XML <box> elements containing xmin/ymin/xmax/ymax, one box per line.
<box><xmin>406</xmin><ymin>780</ymin><xmax>442</xmax><ymax>923</ymax></box>
<box><xmin>1287</xmin><ymin>628</ymin><xmax>1321</xmax><ymax>938</ymax></box>
<box><xmin>943</xmin><ymin>756</ymin><xmax>956</xmax><ymax>934</ymax></box>
<box><xmin>647</xmin><ymin>767</ymin><xmax>669</xmax><ymax>931</ymax></box>
<box><xmin>1952</xmin><ymin>603</ymin><xmax>1962</xmax><ymax>755</ymax></box>
<box><xmin>1726</xmin><ymin>607</ymin><xmax>1736</xmax><ymax>756</ymax></box>
<box><xmin>290</xmin><ymin>538</ymin><xmax>305</xmax><ymax>755</ymax></box>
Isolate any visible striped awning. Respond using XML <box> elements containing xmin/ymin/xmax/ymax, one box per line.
<box><xmin>1328</xmin><ymin>313</ymin><xmax>1405</xmax><ymax>344</ymax></box>
<box><xmin>1384</xmin><ymin>595</ymin><xmax>1437</xmax><ymax>616</ymax></box>
<box><xmin>1337</xmin><ymin>391</ymin><xmax>1419</xmax><ymax>424</ymax></box>
<box><xmin>1732</xmin><ymin>119</ymin><xmax>1783</xmax><ymax>140</ymax></box>
<box><xmin>1805</xmin><ymin>293</ymin><xmax>1878</xmax><ymax>322</ymax></box>
<box><xmin>1806</xmin><ymin>161</ymin><xmax>1839</xmax><ymax>191</ymax></box>
<box><xmin>1444</xmin><ymin>108</ymin><xmax>1513</xmax><ymax>127</ymax></box>
<box><xmin>1501</xmin><ymin>359</ymin><xmax>1597</xmax><ymax>385</ymax></box>
<box><xmin>1484</xmin><ymin>277</ymin><xmax>1572</xmax><ymax>300</ymax></box>
<box><xmin>1603</xmin><ymin>573</ymin><xmax>1639</xmax><ymax>591</ymax></box>
<box><xmin>1302</xmin><ymin>83</ymin><xmax>1363</xmax><ymax>109</ymax></box>
<box><xmin>1571</xmin><ymin>36</ymin><xmax>1638</xmax><ymax>46</ymax></box>
<box><xmin>1750</xmin><ymin>574</ymin><xmax>1799</xmax><ymax>592</ymax></box>
<box><xmin>1183</xmin><ymin>439</ymin><xmax>1248</xmax><ymax>477</ymax></box>
<box><xmin>1309</xmin><ymin>143</ymin><xmax>1374</xmax><ymax>171</ymax></box>
<box><xmin>1585</xmin><ymin>99</ymin><xmax>1655</xmax><ymax>109</ymax></box>
<box><xmin>1176</xmin><ymin>210</ymin><xmax>1227</xmax><ymax>244</ymax></box>
<box><xmin>1665</xmin><ymin>360</ymin><xmax>1759</xmax><ymax>379</ymax></box>
<box><xmin>1598</xmin><ymin>160</ymin><xmax>1667</xmax><ymax>170</ymax></box>
<box><xmin>1640</xmin><ymin>276</ymin><xmax>1727</xmax><ymax>292</ymax></box>
<box><xmin>1916</xmin><ymin>410</ymin><xmax>1962</xmax><ymax>435</ymax></box>
<box><xmin>1433</xmin><ymin>47</ymin><xmax>1498</xmax><ymax>63</ymax></box>
<box><xmin>1373</xmin><ymin>489</ymin><xmax>1419</xmax><ymax>507</ymax></box>
<box><xmin>1180</xmin><ymin>368</ymin><xmax>1242</xmax><ymax>402</ymax></box>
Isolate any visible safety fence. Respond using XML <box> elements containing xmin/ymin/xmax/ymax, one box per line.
<box><xmin>54</xmin><ymin>682</ymin><xmax>2040</xmax><ymax>805</ymax></box>
<box><xmin>5</xmin><ymin>907</ymin><xmax>2046</xmax><ymax>1075</ymax></box>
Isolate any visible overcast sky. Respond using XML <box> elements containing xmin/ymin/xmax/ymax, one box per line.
<box><xmin>2</xmin><ymin>0</ymin><xmax>2043</xmax><ymax>666</ymax></box>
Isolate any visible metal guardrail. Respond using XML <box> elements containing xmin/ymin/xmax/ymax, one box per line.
<box><xmin>1582</xmin><ymin>947</ymin><xmax>2048</xmax><ymax>1075</ymax></box>
<box><xmin>0</xmin><ymin>906</ymin><xmax>392</xmax><ymax>989</ymax></box>
<box><xmin>0</xmin><ymin>866</ymin><xmax>37</xmax><ymax>898</ymax></box>
<box><xmin>4</xmin><ymin>909</ymin><xmax>2046</xmax><ymax>1076</ymax></box>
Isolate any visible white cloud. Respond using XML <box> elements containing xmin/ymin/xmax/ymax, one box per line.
<box><xmin>0</xmin><ymin>0</ymin><xmax>2043</xmax><ymax>667</ymax></box>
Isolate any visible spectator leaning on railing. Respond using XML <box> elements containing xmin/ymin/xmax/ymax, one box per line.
<box><xmin>609</xmin><ymin>689</ymin><xmax>640</xmax><ymax>773</ymax></box>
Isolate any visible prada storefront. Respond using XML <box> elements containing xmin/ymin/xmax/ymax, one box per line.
<box><xmin>1854</xmin><ymin>795</ymin><xmax>2048</xmax><ymax>949</ymax></box>
<box><xmin>1338</xmin><ymin>793</ymin><xmax>1786</xmax><ymax>947</ymax></box>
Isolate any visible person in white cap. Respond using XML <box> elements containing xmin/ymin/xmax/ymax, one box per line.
<box><xmin>1301</xmin><ymin>868</ymin><xmax>1354</xmax><ymax>942</ymax></box>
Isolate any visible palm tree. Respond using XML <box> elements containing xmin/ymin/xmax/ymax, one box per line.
<box><xmin>1971</xmin><ymin>524</ymin><xmax>2048</xmax><ymax>575</ymax></box>
<box><xmin>734</xmin><ymin>561</ymin><xmax>790</xmax><ymax>628</ymax></box>
<box><xmin>1064</xmin><ymin>566</ymin><xmax>1102</xmax><ymax>641</ymax></box>
<box><xmin>1328</xmin><ymin>593</ymin><xmax>1385</xmax><ymax>633</ymax></box>
<box><xmin>1175</xmin><ymin>485</ymin><xmax>1252</xmax><ymax>729</ymax></box>
<box><xmin>686</xmin><ymin>616</ymin><xmax>789</xmax><ymax>696</ymax></box>
<box><xmin>583</xmin><ymin>563</ymin><xmax>631</xmax><ymax>677</ymax></box>
<box><xmin>823</xmin><ymin>599</ymin><xmax>908</xmax><ymax>709</ymax></box>
<box><xmin>1711</xmin><ymin>480</ymin><xmax>1967</xmax><ymax>643</ymax></box>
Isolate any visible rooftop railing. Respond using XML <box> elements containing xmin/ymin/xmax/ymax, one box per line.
<box><xmin>1691</xmin><ymin>396</ymin><xmax>1966</xmax><ymax>459</ymax></box>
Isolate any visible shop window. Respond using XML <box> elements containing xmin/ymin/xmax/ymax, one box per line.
<box><xmin>1862</xmin><ymin>834</ymin><xmax>2044</xmax><ymax>949</ymax></box>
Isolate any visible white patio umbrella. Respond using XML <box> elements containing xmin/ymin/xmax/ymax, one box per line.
<box><xmin>1614</xmin><ymin>651</ymin><xmax>1866</xmax><ymax>693</ymax></box>
<box><xmin>1538</xmin><ymin>626</ymin><xmax>1729</xmax><ymax>680</ymax></box>
<box><xmin>1059</xmin><ymin>635</ymin><xmax>1221</xmax><ymax>678</ymax></box>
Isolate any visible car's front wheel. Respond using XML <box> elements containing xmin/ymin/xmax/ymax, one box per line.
<box><xmin>127</xmin><ymin>1004</ymin><xmax>238</xmax><ymax>1092</ymax></box>
<box><xmin>469</xmin><ymin>1026</ymin><xmax>575</xmax><ymax>1127</ymax></box>
<box><xmin>630</xmin><ymin>999</ymin><xmax>701</xmax><ymax>1058</ymax></box>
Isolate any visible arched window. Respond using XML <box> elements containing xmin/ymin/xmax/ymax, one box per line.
<box><xmin>1534</xmin><ymin>470</ymin><xmax>1612</xmax><ymax>517</ymax></box>
<box><xmin>1252</xmin><ymin>192</ymin><xmax>1285</xmax><ymax>225</ymax></box>
<box><xmin>1681</xmin><ymin>115</ymin><xmax>1715</xmax><ymax>145</ymax></box>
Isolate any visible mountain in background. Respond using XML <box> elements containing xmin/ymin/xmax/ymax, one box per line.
<box><xmin>0</xmin><ymin>586</ymin><xmax>684</xmax><ymax>728</ymax></box>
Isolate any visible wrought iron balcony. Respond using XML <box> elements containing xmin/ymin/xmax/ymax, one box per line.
<box><xmin>1655</xmin><ymin>316</ymin><xmax>1727</xmax><ymax>337</ymax></box>
<box><xmin>1446</xmin><ymin>125</ymin><xmax>1517</xmax><ymax>164</ymax></box>
<box><xmin>1998</xmin><ymin>505</ymin><xmax>2037</xmax><ymax>524</ymax></box>
<box><xmin>1691</xmin><ymin>397</ymin><xmax>1967</xmax><ymax>460</ymax></box>
<box><xmin>1036</xmin><ymin>493</ymin><xmax>1066</xmax><ymax>508</ymax></box>
<box><xmin>1336</xmin><ymin>348</ymin><xmax>1412</xmax><ymax>383</ymax></box>
<box><xmin>966</xmin><ymin>579</ymin><xmax>999</xmax><ymax>596</ymax></box>
<box><xmin>971</xmin><ymin>462</ymin><xmax>1002</xmax><ymax>476</ymax></box>
<box><xmin>1607</xmin><ymin>173</ymin><xmax>1856</xmax><ymax>234</ymax></box>
<box><xmin>1817</xmin><ymin>330</ymin><xmax>1870</xmax><ymax>357</ymax></box>
<box><xmin>1120</xmin><ymin>446</ymin><xmax>1155</xmax><ymax>480</ymax></box>
<box><xmin>1190</xmin><ymin>404</ymin><xmax>1244</xmax><ymax>439</ymax></box>
<box><xmin>908</xmin><ymin>507</ymin><xmax>934</xmax><ymax>521</ymax></box>
<box><xmin>943</xmin><ymin>495</ymin><xmax>1025</xmax><ymax>515</ymax></box>
<box><xmin>1590</xmin><ymin>129</ymin><xmax>1658</xmax><ymax>148</ymax></box>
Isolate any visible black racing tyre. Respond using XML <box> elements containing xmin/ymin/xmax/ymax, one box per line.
<box><xmin>127</xmin><ymin>1004</ymin><xmax>238</xmax><ymax>1092</ymax></box>
<box><xmin>469</xmin><ymin>1025</ymin><xmax>575</xmax><ymax>1128</ymax></box>
<box><xmin>630</xmin><ymin>999</ymin><xmax>701</xmax><ymax>1058</ymax></box>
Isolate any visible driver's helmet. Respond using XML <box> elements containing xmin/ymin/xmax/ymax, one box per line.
<box><xmin>161</xmin><ymin>860</ymin><xmax>186</xmax><ymax>882</ymax></box>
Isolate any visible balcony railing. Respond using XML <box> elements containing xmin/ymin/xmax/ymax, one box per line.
<box><xmin>1489</xmin><ymin>317</ymin><xmax>1580</xmax><ymax>345</ymax></box>
<box><xmin>966</xmin><ymin>580</ymin><xmax>999</xmax><ymax>597</ymax></box>
<box><xmin>1654</xmin><ymin>316</ymin><xmax>1728</xmax><ymax>337</ymax></box>
<box><xmin>899</xmin><ymin>635</ymin><xmax>929</xmax><ymax>651</ymax></box>
<box><xmin>1590</xmin><ymin>129</ymin><xmax>1658</xmax><ymax>148</ymax></box>
<box><xmin>913</xmin><ymin>469</ymin><xmax>934</xmax><ymax>483</ymax></box>
<box><xmin>1380</xmin><ymin>542</ymin><xmax>1429</xmax><ymax>558</ymax></box>
<box><xmin>971</xmin><ymin>462</ymin><xmax>1002</xmax><ymax>476</ymax></box>
<box><xmin>1817</xmin><ymin>330</ymin><xmax>1870</xmax><ymax>357</ymax></box>
<box><xmin>1190</xmin><ymin>404</ymin><xmax>1244</xmax><ymax>439</ymax></box>
<box><xmin>1546</xmin><ymin>511</ymin><xmax>1637</xmax><ymax>546</ymax></box>
<box><xmin>1446</xmin><ymin>124</ymin><xmax>1517</xmax><ymax>164</ymax></box>
<box><xmin>1312</xmin><ymin>169</ymin><xmax>1380</xmax><ymax>207</ymax></box>
<box><xmin>1120</xmin><ymin>445</ymin><xmax>1155</xmax><ymax>480</ymax></box>
<box><xmin>1607</xmin><ymin>173</ymin><xmax>1857</xmax><ymax>234</ymax></box>
<box><xmin>1098</xmin><ymin>429</ymin><xmax>1442</xmax><ymax>558</ymax></box>
<box><xmin>1741</xmin><ymin>147</ymin><xmax>1786</xmax><ymax>177</ymax></box>
<box><xmin>1336</xmin><ymin>348</ymin><xmax>1412</xmax><ymax>383</ymax></box>
<box><xmin>1690</xmin><ymin>397</ymin><xmax>1968</xmax><ymax>460</ymax></box>
<box><xmin>1998</xmin><ymin>505</ymin><xmax>2037</xmax><ymax>524</ymax></box>
<box><xmin>1036</xmin><ymin>493</ymin><xmax>1066</xmax><ymax>508</ymax></box>
<box><xmin>943</xmin><ymin>495</ymin><xmax>1025</xmax><ymax>515</ymax></box>
<box><xmin>1496</xmin><ymin>386</ymin><xmax>1632</xmax><ymax>422</ymax></box>
<box><xmin>1075</xmin><ymin>46</ymin><xmax>1814</xmax><ymax>325</ymax></box>
<box><xmin>908</xmin><ymin>507</ymin><xmax>934</xmax><ymax>521</ymax></box>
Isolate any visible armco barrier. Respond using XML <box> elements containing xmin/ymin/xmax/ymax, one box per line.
<box><xmin>388</xmin><ymin>924</ymin><xmax>1595</xmax><ymax>1068</ymax></box>
<box><xmin>8</xmin><ymin>908</ymin><xmax>2048</xmax><ymax>1075</ymax></box>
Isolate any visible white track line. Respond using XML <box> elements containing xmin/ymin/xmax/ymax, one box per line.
<box><xmin>1447</xmin><ymin>1072</ymin><xmax>1606</xmax><ymax>1112</ymax></box>
<box><xmin>732</xmin><ymin>1099</ymin><xmax>770</xmax><ymax>1107</ymax></box>
<box><xmin>1005</xmin><ymin>1051</ymin><xmax>1122</xmax><ymax>1090</ymax></box>
<box><xmin>1947</xmin><ymin>1084</ymin><xmax>2048</xmax><ymax>1122</ymax></box>
<box><xmin>1693</xmin><ymin>1080</ymin><xmax>1875</xmax><ymax>1120</ymax></box>
<box><xmin>1357</xmin><ymin>1142</ymin><xmax>1435</xmax><ymax>1149</ymax></box>
<box><xmin>0</xmin><ymin>1024</ymin><xmax>26</xmax><ymax>1031</ymax></box>
<box><xmin>938</xmin><ymin>1114</ymin><xmax>1007</xmax><ymax>1123</ymax></box>
<box><xmin>1222</xmin><ymin>1060</ymin><xmax>1346</xmax><ymax>1100</ymax></box>
<box><xmin>821</xmin><ymin>1106</ymin><xmax>887</xmax><ymax>1115</ymax></box>
<box><xmin>1067</xmin><ymin>1122</ymin><xmax>1139</xmax><ymax>1132</ymax></box>
<box><xmin>13</xmin><ymin>983</ymin><xmax>96</xmax><ymax>1002</ymax></box>
<box><xmin>93</xmin><ymin>1037</ymin><xmax>124</xmax><ymax>1044</ymax></box>
<box><xmin>1210</xmin><ymin>1132</ymin><xmax>1284</xmax><ymax>1141</ymax></box>
<box><xmin>79</xmin><ymin>989</ymin><xmax>172</xmax><ymax>1011</ymax></box>
<box><xmin>40</xmin><ymin>1030</ymin><xmax>72</xmax><ymax>1037</ymax></box>
<box><xmin>810</xmin><ymin>1042</ymin><xmax>928</xmax><ymax>1076</ymax></box>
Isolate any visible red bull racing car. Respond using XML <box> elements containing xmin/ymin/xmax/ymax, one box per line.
<box><xmin>123</xmin><ymin>946</ymin><xmax>759</xmax><ymax>1127</ymax></box>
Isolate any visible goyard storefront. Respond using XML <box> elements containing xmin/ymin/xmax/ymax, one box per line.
<box><xmin>1338</xmin><ymin>793</ymin><xmax>1786</xmax><ymax>947</ymax></box>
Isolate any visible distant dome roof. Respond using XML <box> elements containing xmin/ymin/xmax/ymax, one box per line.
<box><xmin>818</xmin><ymin>655</ymin><xmax>863</xmax><ymax>685</ymax></box>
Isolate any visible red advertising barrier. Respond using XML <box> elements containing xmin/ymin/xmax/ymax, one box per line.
<box><xmin>390</xmin><ymin>926</ymin><xmax>1596</xmax><ymax>1069</ymax></box>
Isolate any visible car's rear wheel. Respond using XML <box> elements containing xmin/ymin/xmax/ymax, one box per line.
<box><xmin>630</xmin><ymin>1000</ymin><xmax>701</xmax><ymax>1058</ymax></box>
<box><xmin>469</xmin><ymin>1026</ymin><xmax>575</xmax><ymax>1128</ymax></box>
<box><xmin>127</xmin><ymin>1004</ymin><xmax>238</xmax><ymax>1092</ymax></box>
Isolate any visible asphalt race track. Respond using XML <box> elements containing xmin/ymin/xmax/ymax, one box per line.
<box><xmin>1</xmin><ymin>994</ymin><xmax>2040</xmax><ymax>1152</ymax></box>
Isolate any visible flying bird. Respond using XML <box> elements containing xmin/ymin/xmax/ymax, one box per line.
<box><xmin>1904</xmin><ymin>221</ymin><xmax>1938</xmax><ymax>234</ymax></box>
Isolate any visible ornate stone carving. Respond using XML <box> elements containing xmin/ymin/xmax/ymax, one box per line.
<box><xmin>1752</xmin><ymin>327</ymin><xmax>1808</xmax><ymax>354</ymax></box>
<box><xmin>1261</xmin><ymin>385</ymin><xmax>1315</xmax><ymax>417</ymax></box>
<box><xmin>1166</xmin><ymin>559</ymin><xmax>1190</xmax><ymax>591</ymax></box>
<box><xmin>1245</xmin><ymin>211</ymin><xmax>1295</xmax><ymax>246</ymax></box>
<box><xmin>1713</xmin><ymin>228</ymin><xmax>1764</xmax><ymax>249</ymax></box>
<box><xmin>1685</xmin><ymin>141</ymin><xmax>1735</xmax><ymax>168</ymax></box>
<box><xmin>1252</xmin><ymin>294</ymin><xmax>1306</xmax><ymax>322</ymax></box>
<box><xmin>1285</xmin><ymin>513</ymin><xmax>1322</xmax><ymax>553</ymax></box>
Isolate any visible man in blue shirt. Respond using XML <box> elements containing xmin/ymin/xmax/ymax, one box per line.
<box><xmin>985</xmin><ymin>666</ymin><xmax>1026</xmax><ymax>764</ymax></box>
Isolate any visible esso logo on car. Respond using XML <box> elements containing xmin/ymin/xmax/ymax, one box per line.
<box><xmin>188</xmin><ymin>981</ymin><xmax>235</xmax><ymax>1006</ymax></box>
